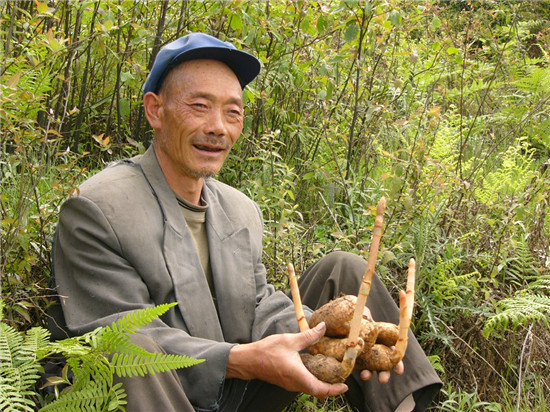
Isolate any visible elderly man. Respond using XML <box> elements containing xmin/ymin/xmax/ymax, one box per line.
<box><xmin>51</xmin><ymin>32</ymin><xmax>441</xmax><ymax>411</ymax></box>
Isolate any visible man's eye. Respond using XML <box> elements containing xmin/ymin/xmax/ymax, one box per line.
<box><xmin>228</xmin><ymin>109</ymin><xmax>243</xmax><ymax>116</ymax></box>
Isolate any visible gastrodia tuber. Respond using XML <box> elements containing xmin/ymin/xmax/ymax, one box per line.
<box><xmin>287</xmin><ymin>197</ymin><xmax>417</xmax><ymax>383</ymax></box>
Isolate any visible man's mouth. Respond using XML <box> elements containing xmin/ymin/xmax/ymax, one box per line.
<box><xmin>194</xmin><ymin>144</ymin><xmax>224</xmax><ymax>152</ymax></box>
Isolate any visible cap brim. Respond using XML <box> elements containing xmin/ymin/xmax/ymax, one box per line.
<box><xmin>158</xmin><ymin>47</ymin><xmax>261</xmax><ymax>92</ymax></box>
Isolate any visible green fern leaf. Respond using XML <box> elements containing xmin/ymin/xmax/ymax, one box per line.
<box><xmin>0</xmin><ymin>381</ymin><xmax>37</xmax><ymax>412</ymax></box>
<box><xmin>70</xmin><ymin>354</ymin><xmax>111</xmax><ymax>393</ymax></box>
<box><xmin>528</xmin><ymin>274</ymin><xmax>550</xmax><ymax>292</ymax></box>
<box><xmin>105</xmin><ymin>303</ymin><xmax>177</xmax><ymax>337</ymax></box>
<box><xmin>94</xmin><ymin>303</ymin><xmax>178</xmax><ymax>355</ymax></box>
<box><xmin>474</xmin><ymin>138</ymin><xmax>536</xmax><ymax>204</ymax></box>
<box><xmin>514</xmin><ymin>66</ymin><xmax>550</xmax><ymax>94</ymax></box>
<box><xmin>1</xmin><ymin>301</ymin><xmax>200</xmax><ymax>411</ymax></box>
<box><xmin>21</xmin><ymin>327</ymin><xmax>51</xmax><ymax>362</ymax></box>
<box><xmin>483</xmin><ymin>294</ymin><xmax>550</xmax><ymax>337</ymax></box>
<box><xmin>111</xmin><ymin>351</ymin><xmax>204</xmax><ymax>378</ymax></box>
<box><xmin>106</xmin><ymin>383</ymin><xmax>127</xmax><ymax>411</ymax></box>
<box><xmin>0</xmin><ymin>323</ymin><xmax>24</xmax><ymax>367</ymax></box>
<box><xmin>0</xmin><ymin>323</ymin><xmax>50</xmax><ymax>411</ymax></box>
<box><xmin>38</xmin><ymin>380</ymin><xmax>125</xmax><ymax>412</ymax></box>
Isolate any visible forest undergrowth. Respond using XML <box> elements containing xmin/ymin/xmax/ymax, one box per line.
<box><xmin>1</xmin><ymin>1</ymin><xmax>549</xmax><ymax>410</ymax></box>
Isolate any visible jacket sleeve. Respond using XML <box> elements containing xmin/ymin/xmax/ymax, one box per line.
<box><xmin>53</xmin><ymin>195</ymin><xmax>233</xmax><ymax>410</ymax></box>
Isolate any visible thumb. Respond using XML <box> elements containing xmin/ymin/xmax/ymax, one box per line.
<box><xmin>298</xmin><ymin>322</ymin><xmax>326</xmax><ymax>349</ymax></box>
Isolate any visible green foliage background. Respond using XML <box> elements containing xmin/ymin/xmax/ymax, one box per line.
<box><xmin>1</xmin><ymin>1</ymin><xmax>549</xmax><ymax>410</ymax></box>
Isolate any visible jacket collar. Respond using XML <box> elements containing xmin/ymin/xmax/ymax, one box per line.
<box><xmin>137</xmin><ymin>145</ymin><xmax>226</xmax><ymax>340</ymax></box>
<box><xmin>138</xmin><ymin>146</ymin><xmax>238</xmax><ymax>240</ymax></box>
<box><xmin>136</xmin><ymin>145</ymin><xmax>256</xmax><ymax>343</ymax></box>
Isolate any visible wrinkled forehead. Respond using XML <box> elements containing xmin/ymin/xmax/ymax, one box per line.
<box><xmin>160</xmin><ymin>59</ymin><xmax>243</xmax><ymax>102</ymax></box>
<box><xmin>159</xmin><ymin>58</ymin><xmax>242</xmax><ymax>95</ymax></box>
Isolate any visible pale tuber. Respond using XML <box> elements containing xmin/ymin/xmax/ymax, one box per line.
<box><xmin>287</xmin><ymin>197</ymin><xmax>417</xmax><ymax>384</ymax></box>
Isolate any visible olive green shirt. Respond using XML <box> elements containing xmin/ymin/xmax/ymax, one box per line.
<box><xmin>175</xmin><ymin>194</ymin><xmax>215</xmax><ymax>308</ymax></box>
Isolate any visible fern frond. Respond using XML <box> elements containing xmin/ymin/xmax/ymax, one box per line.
<box><xmin>483</xmin><ymin>294</ymin><xmax>550</xmax><ymax>337</ymax></box>
<box><xmin>48</xmin><ymin>336</ymin><xmax>95</xmax><ymax>359</ymax></box>
<box><xmin>514</xmin><ymin>66</ymin><xmax>550</xmax><ymax>94</ymax></box>
<box><xmin>0</xmin><ymin>324</ymin><xmax>48</xmax><ymax>412</ymax></box>
<box><xmin>1</xmin><ymin>301</ymin><xmax>199</xmax><ymax>411</ymax></box>
<box><xmin>94</xmin><ymin>303</ymin><xmax>178</xmax><ymax>355</ymax></box>
<box><xmin>94</xmin><ymin>330</ymin><xmax>153</xmax><ymax>359</ymax></box>
<box><xmin>435</xmin><ymin>256</ymin><xmax>462</xmax><ymax>276</ymax></box>
<box><xmin>3</xmin><ymin>362</ymin><xmax>42</xmax><ymax>391</ymax></box>
<box><xmin>21</xmin><ymin>327</ymin><xmax>52</xmax><ymax>362</ymax></box>
<box><xmin>0</xmin><ymin>376</ymin><xmax>38</xmax><ymax>412</ymax></box>
<box><xmin>105</xmin><ymin>303</ymin><xmax>177</xmax><ymax>336</ymax></box>
<box><xmin>69</xmin><ymin>353</ymin><xmax>111</xmax><ymax>393</ymax></box>
<box><xmin>38</xmin><ymin>380</ymin><xmax>126</xmax><ymax>412</ymax></box>
<box><xmin>106</xmin><ymin>383</ymin><xmax>127</xmax><ymax>412</ymax></box>
<box><xmin>526</xmin><ymin>274</ymin><xmax>550</xmax><ymax>293</ymax></box>
<box><xmin>111</xmin><ymin>351</ymin><xmax>204</xmax><ymax>378</ymax></box>
<box><xmin>506</xmin><ymin>239</ymin><xmax>538</xmax><ymax>281</ymax></box>
<box><xmin>0</xmin><ymin>323</ymin><xmax>24</xmax><ymax>367</ymax></box>
<box><xmin>0</xmin><ymin>386</ymin><xmax>36</xmax><ymax>412</ymax></box>
<box><xmin>474</xmin><ymin>138</ymin><xmax>536</xmax><ymax>204</ymax></box>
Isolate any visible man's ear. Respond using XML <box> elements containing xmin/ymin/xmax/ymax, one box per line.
<box><xmin>143</xmin><ymin>91</ymin><xmax>163</xmax><ymax>130</ymax></box>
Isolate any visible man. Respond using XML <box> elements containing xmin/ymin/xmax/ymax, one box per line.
<box><xmin>51</xmin><ymin>32</ymin><xmax>441</xmax><ymax>411</ymax></box>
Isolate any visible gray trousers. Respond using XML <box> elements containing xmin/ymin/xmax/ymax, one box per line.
<box><xmin>117</xmin><ymin>251</ymin><xmax>441</xmax><ymax>412</ymax></box>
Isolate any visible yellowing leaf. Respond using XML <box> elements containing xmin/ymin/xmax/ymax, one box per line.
<box><xmin>46</xmin><ymin>27</ymin><xmax>54</xmax><ymax>42</ymax></box>
<box><xmin>48</xmin><ymin>129</ymin><xmax>63</xmax><ymax>137</ymax></box>
<box><xmin>428</xmin><ymin>107</ymin><xmax>441</xmax><ymax>117</ymax></box>
<box><xmin>103</xmin><ymin>19</ymin><xmax>113</xmax><ymax>31</ymax></box>
<box><xmin>92</xmin><ymin>133</ymin><xmax>105</xmax><ymax>144</ymax></box>
<box><xmin>36</xmin><ymin>1</ymin><xmax>48</xmax><ymax>14</ymax></box>
<box><xmin>7</xmin><ymin>72</ymin><xmax>21</xmax><ymax>88</ymax></box>
<box><xmin>20</xmin><ymin>90</ymin><xmax>32</xmax><ymax>100</ymax></box>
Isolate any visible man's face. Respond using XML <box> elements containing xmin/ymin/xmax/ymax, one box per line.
<box><xmin>151</xmin><ymin>59</ymin><xmax>244</xmax><ymax>181</ymax></box>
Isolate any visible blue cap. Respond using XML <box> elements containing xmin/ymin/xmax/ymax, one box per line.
<box><xmin>143</xmin><ymin>32</ymin><xmax>261</xmax><ymax>95</ymax></box>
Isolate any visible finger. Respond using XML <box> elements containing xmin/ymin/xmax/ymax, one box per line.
<box><xmin>378</xmin><ymin>370</ymin><xmax>391</xmax><ymax>384</ymax></box>
<box><xmin>298</xmin><ymin>321</ymin><xmax>326</xmax><ymax>349</ymax></box>
<box><xmin>393</xmin><ymin>360</ymin><xmax>404</xmax><ymax>375</ymax></box>
<box><xmin>311</xmin><ymin>382</ymin><xmax>348</xmax><ymax>399</ymax></box>
<box><xmin>360</xmin><ymin>369</ymin><xmax>374</xmax><ymax>381</ymax></box>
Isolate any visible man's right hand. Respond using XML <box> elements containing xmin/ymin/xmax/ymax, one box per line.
<box><xmin>226</xmin><ymin>322</ymin><xmax>348</xmax><ymax>399</ymax></box>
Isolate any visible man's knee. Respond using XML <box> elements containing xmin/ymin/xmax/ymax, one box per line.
<box><xmin>299</xmin><ymin>251</ymin><xmax>368</xmax><ymax>307</ymax></box>
<box><xmin>316</xmin><ymin>251</ymin><xmax>366</xmax><ymax>288</ymax></box>
<box><xmin>320</xmin><ymin>250</ymin><xmax>366</xmax><ymax>269</ymax></box>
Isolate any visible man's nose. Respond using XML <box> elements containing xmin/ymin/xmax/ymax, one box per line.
<box><xmin>204</xmin><ymin>108</ymin><xmax>227</xmax><ymax>137</ymax></box>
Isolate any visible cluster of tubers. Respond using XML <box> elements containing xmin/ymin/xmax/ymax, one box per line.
<box><xmin>287</xmin><ymin>197</ymin><xmax>417</xmax><ymax>383</ymax></box>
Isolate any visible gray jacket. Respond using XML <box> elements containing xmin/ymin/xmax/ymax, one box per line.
<box><xmin>53</xmin><ymin>145</ymin><xmax>303</xmax><ymax>410</ymax></box>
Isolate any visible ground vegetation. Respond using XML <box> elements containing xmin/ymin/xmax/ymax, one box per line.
<box><xmin>1</xmin><ymin>1</ymin><xmax>549</xmax><ymax>410</ymax></box>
